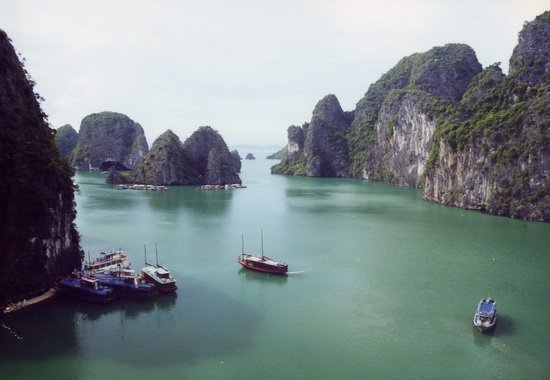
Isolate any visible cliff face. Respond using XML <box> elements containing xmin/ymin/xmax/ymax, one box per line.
<box><xmin>117</xmin><ymin>126</ymin><xmax>241</xmax><ymax>186</ymax></box>
<box><xmin>55</xmin><ymin>124</ymin><xmax>78</xmax><ymax>159</ymax></box>
<box><xmin>0</xmin><ymin>30</ymin><xmax>81</xmax><ymax>304</ymax></box>
<box><xmin>272</xmin><ymin>95</ymin><xmax>353</xmax><ymax>176</ymax></box>
<box><xmin>71</xmin><ymin>111</ymin><xmax>149</xmax><ymax>170</ymax></box>
<box><xmin>126</xmin><ymin>129</ymin><xmax>188</xmax><ymax>185</ymax></box>
<box><xmin>272</xmin><ymin>11</ymin><xmax>550</xmax><ymax>221</ymax></box>
<box><xmin>424</xmin><ymin>12</ymin><xmax>550</xmax><ymax>221</ymax></box>
<box><xmin>182</xmin><ymin>126</ymin><xmax>242</xmax><ymax>186</ymax></box>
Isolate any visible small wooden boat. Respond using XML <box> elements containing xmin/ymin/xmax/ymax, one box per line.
<box><xmin>56</xmin><ymin>275</ymin><xmax>115</xmax><ymax>303</ymax></box>
<box><xmin>141</xmin><ymin>244</ymin><xmax>177</xmax><ymax>293</ymax></box>
<box><xmin>237</xmin><ymin>231</ymin><xmax>288</xmax><ymax>275</ymax></box>
<box><xmin>473</xmin><ymin>297</ymin><xmax>497</xmax><ymax>332</ymax></box>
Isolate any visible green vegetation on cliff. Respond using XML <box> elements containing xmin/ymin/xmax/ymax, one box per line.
<box><xmin>55</xmin><ymin>124</ymin><xmax>78</xmax><ymax>159</ymax></box>
<box><xmin>0</xmin><ymin>30</ymin><xmax>81</xmax><ymax>304</ymax></box>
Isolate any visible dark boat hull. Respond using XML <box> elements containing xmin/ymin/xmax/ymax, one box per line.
<box><xmin>96</xmin><ymin>280</ymin><xmax>157</xmax><ymax>299</ymax></box>
<box><xmin>238</xmin><ymin>258</ymin><xmax>288</xmax><ymax>275</ymax></box>
<box><xmin>56</xmin><ymin>283</ymin><xmax>115</xmax><ymax>303</ymax></box>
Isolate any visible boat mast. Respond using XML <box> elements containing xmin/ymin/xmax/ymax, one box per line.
<box><xmin>144</xmin><ymin>244</ymin><xmax>147</xmax><ymax>265</ymax></box>
<box><xmin>261</xmin><ymin>229</ymin><xmax>264</xmax><ymax>259</ymax></box>
<box><xmin>241</xmin><ymin>234</ymin><xmax>245</xmax><ymax>256</ymax></box>
<box><xmin>155</xmin><ymin>243</ymin><xmax>159</xmax><ymax>267</ymax></box>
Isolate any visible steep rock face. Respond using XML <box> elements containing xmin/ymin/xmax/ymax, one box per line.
<box><xmin>230</xmin><ymin>150</ymin><xmax>242</xmax><ymax>173</ymax></box>
<box><xmin>116</xmin><ymin>127</ymin><xmax>241</xmax><ymax>186</ymax></box>
<box><xmin>182</xmin><ymin>126</ymin><xmax>242</xmax><ymax>186</ymax></box>
<box><xmin>349</xmin><ymin>43</ymin><xmax>482</xmax><ymax>181</ymax></box>
<box><xmin>55</xmin><ymin>124</ymin><xmax>78</xmax><ymax>159</ymax></box>
<box><xmin>127</xmin><ymin>130</ymin><xmax>188</xmax><ymax>185</ymax></box>
<box><xmin>272</xmin><ymin>95</ymin><xmax>353</xmax><ymax>176</ymax></box>
<box><xmin>424</xmin><ymin>12</ymin><xmax>550</xmax><ymax>221</ymax></box>
<box><xmin>71</xmin><ymin>112</ymin><xmax>148</xmax><ymax>170</ymax></box>
<box><xmin>0</xmin><ymin>30</ymin><xmax>81</xmax><ymax>304</ymax></box>
<box><xmin>509</xmin><ymin>11</ymin><xmax>550</xmax><ymax>86</ymax></box>
<box><xmin>271</xmin><ymin>11</ymin><xmax>549</xmax><ymax>221</ymax></box>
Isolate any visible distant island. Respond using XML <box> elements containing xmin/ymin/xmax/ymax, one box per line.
<box><xmin>108</xmin><ymin>126</ymin><xmax>242</xmax><ymax>186</ymax></box>
<box><xmin>272</xmin><ymin>11</ymin><xmax>550</xmax><ymax>222</ymax></box>
<box><xmin>245</xmin><ymin>153</ymin><xmax>255</xmax><ymax>160</ymax></box>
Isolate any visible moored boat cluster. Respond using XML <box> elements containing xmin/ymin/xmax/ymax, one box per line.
<box><xmin>116</xmin><ymin>184</ymin><xmax>168</xmax><ymax>191</ymax></box>
<box><xmin>56</xmin><ymin>247</ymin><xmax>177</xmax><ymax>303</ymax></box>
<box><xmin>200</xmin><ymin>183</ymin><xmax>246</xmax><ymax>190</ymax></box>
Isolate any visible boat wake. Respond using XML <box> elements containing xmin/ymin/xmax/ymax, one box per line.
<box><xmin>286</xmin><ymin>269</ymin><xmax>311</xmax><ymax>275</ymax></box>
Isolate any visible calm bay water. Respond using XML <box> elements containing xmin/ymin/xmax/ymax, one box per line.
<box><xmin>1</xmin><ymin>157</ymin><xmax>549</xmax><ymax>379</ymax></box>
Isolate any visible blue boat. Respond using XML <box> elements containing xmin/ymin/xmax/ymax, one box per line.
<box><xmin>93</xmin><ymin>269</ymin><xmax>158</xmax><ymax>299</ymax></box>
<box><xmin>473</xmin><ymin>297</ymin><xmax>497</xmax><ymax>332</ymax></box>
<box><xmin>56</xmin><ymin>276</ymin><xmax>115</xmax><ymax>303</ymax></box>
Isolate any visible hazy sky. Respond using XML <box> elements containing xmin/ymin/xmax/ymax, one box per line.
<box><xmin>1</xmin><ymin>1</ymin><xmax>547</xmax><ymax>147</ymax></box>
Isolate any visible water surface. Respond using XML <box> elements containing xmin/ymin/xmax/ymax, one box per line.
<box><xmin>1</xmin><ymin>158</ymin><xmax>549</xmax><ymax>379</ymax></box>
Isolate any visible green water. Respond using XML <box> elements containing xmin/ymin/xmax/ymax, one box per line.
<box><xmin>1</xmin><ymin>158</ymin><xmax>549</xmax><ymax>379</ymax></box>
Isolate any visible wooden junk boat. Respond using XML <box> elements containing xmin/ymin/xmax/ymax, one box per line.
<box><xmin>237</xmin><ymin>231</ymin><xmax>288</xmax><ymax>275</ymax></box>
<box><xmin>473</xmin><ymin>297</ymin><xmax>497</xmax><ymax>332</ymax></box>
<box><xmin>142</xmin><ymin>244</ymin><xmax>177</xmax><ymax>293</ymax></box>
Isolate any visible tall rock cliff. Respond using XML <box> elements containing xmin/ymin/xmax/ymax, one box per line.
<box><xmin>272</xmin><ymin>95</ymin><xmax>353</xmax><ymax>176</ymax></box>
<box><xmin>424</xmin><ymin>11</ymin><xmax>550</xmax><ymax>221</ymax></box>
<box><xmin>182</xmin><ymin>126</ymin><xmax>242</xmax><ymax>186</ymax></box>
<box><xmin>272</xmin><ymin>11</ymin><xmax>549</xmax><ymax>221</ymax></box>
<box><xmin>71</xmin><ymin>111</ymin><xmax>149</xmax><ymax>170</ymax></box>
<box><xmin>118</xmin><ymin>126</ymin><xmax>241</xmax><ymax>186</ymax></box>
<box><xmin>126</xmin><ymin>129</ymin><xmax>189</xmax><ymax>185</ymax></box>
<box><xmin>55</xmin><ymin>124</ymin><xmax>78</xmax><ymax>159</ymax></box>
<box><xmin>0</xmin><ymin>30</ymin><xmax>81</xmax><ymax>304</ymax></box>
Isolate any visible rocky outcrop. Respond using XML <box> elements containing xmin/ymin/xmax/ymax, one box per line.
<box><xmin>55</xmin><ymin>124</ymin><xmax>78</xmax><ymax>159</ymax></box>
<box><xmin>126</xmin><ymin>129</ymin><xmax>188</xmax><ymax>185</ymax></box>
<box><xmin>71</xmin><ymin>111</ymin><xmax>148</xmax><ymax>170</ymax></box>
<box><xmin>245</xmin><ymin>153</ymin><xmax>255</xmax><ymax>160</ymax></box>
<box><xmin>424</xmin><ymin>11</ymin><xmax>550</xmax><ymax>221</ymax></box>
<box><xmin>0</xmin><ymin>29</ymin><xmax>81</xmax><ymax>304</ymax></box>
<box><xmin>182</xmin><ymin>126</ymin><xmax>242</xmax><ymax>186</ymax></box>
<box><xmin>272</xmin><ymin>95</ymin><xmax>353</xmax><ymax>176</ymax></box>
<box><xmin>115</xmin><ymin>126</ymin><xmax>241</xmax><ymax>186</ymax></box>
<box><xmin>272</xmin><ymin>11</ymin><xmax>550</xmax><ymax>221</ymax></box>
<box><xmin>230</xmin><ymin>150</ymin><xmax>242</xmax><ymax>173</ymax></box>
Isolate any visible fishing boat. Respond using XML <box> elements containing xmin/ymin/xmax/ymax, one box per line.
<box><xmin>237</xmin><ymin>231</ymin><xmax>288</xmax><ymax>275</ymax></box>
<box><xmin>83</xmin><ymin>249</ymin><xmax>130</xmax><ymax>273</ymax></box>
<box><xmin>92</xmin><ymin>269</ymin><xmax>157</xmax><ymax>298</ymax></box>
<box><xmin>56</xmin><ymin>274</ymin><xmax>115</xmax><ymax>303</ymax></box>
<box><xmin>473</xmin><ymin>297</ymin><xmax>497</xmax><ymax>332</ymax></box>
<box><xmin>141</xmin><ymin>244</ymin><xmax>177</xmax><ymax>293</ymax></box>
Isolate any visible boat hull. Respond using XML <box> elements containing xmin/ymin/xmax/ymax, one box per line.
<box><xmin>95</xmin><ymin>279</ymin><xmax>157</xmax><ymax>299</ymax></box>
<box><xmin>142</xmin><ymin>271</ymin><xmax>177</xmax><ymax>293</ymax></box>
<box><xmin>473</xmin><ymin>316</ymin><xmax>497</xmax><ymax>332</ymax></box>
<box><xmin>238</xmin><ymin>258</ymin><xmax>288</xmax><ymax>275</ymax></box>
<box><xmin>56</xmin><ymin>281</ymin><xmax>115</xmax><ymax>303</ymax></box>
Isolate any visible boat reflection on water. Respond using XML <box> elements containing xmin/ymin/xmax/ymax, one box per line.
<box><xmin>52</xmin><ymin>290</ymin><xmax>177</xmax><ymax>321</ymax></box>
<box><xmin>238</xmin><ymin>267</ymin><xmax>288</xmax><ymax>285</ymax></box>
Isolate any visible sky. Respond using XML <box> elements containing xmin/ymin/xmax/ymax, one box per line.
<box><xmin>0</xmin><ymin>0</ymin><xmax>547</xmax><ymax>148</ymax></box>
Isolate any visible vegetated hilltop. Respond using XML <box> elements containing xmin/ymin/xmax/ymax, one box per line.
<box><xmin>71</xmin><ymin>111</ymin><xmax>149</xmax><ymax>170</ymax></box>
<box><xmin>0</xmin><ymin>29</ymin><xmax>81</xmax><ymax>304</ymax></box>
<box><xmin>55</xmin><ymin>124</ymin><xmax>78</xmax><ymax>159</ymax></box>
<box><xmin>273</xmin><ymin>11</ymin><xmax>550</xmax><ymax>221</ymax></box>
<box><xmin>266</xmin><ymin>146</ymin><xmax>287</xmax><ymax>159</ymax></box>
<box><xmin>117</xmin><ymin>126</ymin><xmax>242</xmax><ymax>186</ymax></box>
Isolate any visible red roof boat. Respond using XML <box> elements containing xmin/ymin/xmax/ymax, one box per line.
<box><xmin>237</xmin><ymin>231</ymin><xmax>288</xmax><ymax>275</ymax></box>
